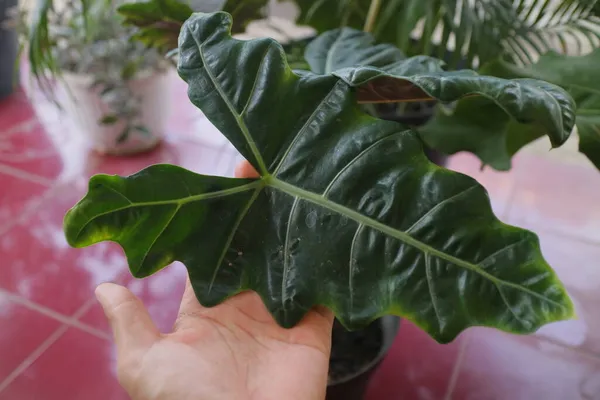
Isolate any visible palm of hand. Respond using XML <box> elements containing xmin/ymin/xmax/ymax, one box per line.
<box><xmin>96</xmin><ymin>162</ymin><xmax>334</xmax><ymax>400</ymax></box>
<box><xmin>99</xmin><ymin>282</ymin><xmax>333</xmax><ymax>400</ymax></box>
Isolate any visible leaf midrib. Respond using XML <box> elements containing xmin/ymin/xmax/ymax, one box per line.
<box><xmin>190</xmin><ymin>25</ymin><xmax>268</xmax><ymax>175</ymax></box>
<box><xmin>70</xmin><ymin>181</ymin><xmax>264</xmax><ymax>244</ymax></box>
<box><xmin>78</xmin><ymin>174</ymin><xmax>566</xmax><ymax>311</ymax></box>
<box><xmin>267</xmin><ymin>176</ymin><xmax>567</xmax><ymax>310</ymax></box>
<box><xmin>179</xmin><ymin>19</ymin><xmax>567</xmax><ymax>312</ymax></box>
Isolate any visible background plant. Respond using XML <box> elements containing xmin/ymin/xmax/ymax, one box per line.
<box><xmin>292</xmin><ymin>0</ymin><xmax>600</xmax><ymax>69</ymax></box>
<box><xmin>115</xmin><ymin>0</ymin><xmax>600</xmax><ymax>170</ymax></box>
<box><xmin>23</xmin><ymin>0</ymin><xmax>167</xmax><ymax>142</ymax></box>
<box><xmin>288</xmin><ymin>0</ymin><xmax>600</xmax><ymax>171</ymax></box>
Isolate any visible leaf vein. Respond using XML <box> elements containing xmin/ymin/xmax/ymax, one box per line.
<box><xmin>272</xmin><ymin>80</ymin><xmax>346</xmax><ymax>175</ymax></box>
<box><xmin>425</xmin><ymin>253</ymin><xmax>443</xmax><ymax>333</ymax></box>
<box><xmin>322</xmin><ymin>129</ymin><xmax>410</xmax><ymax>196</ymax></box>
<box><xmin>495</xmin><ymin>283</ymin><xmax>529</xmax><ymax>328</ymax></box>
<box><xmin>137</xmin><ymin>204</ymin><xmax>181</xmax><ymax>274</ymax></box>
<box><xmin>325</xmin><ymin>30</ymin><xmax>344</xmax><ymax>74</ymax></box>
<box><xmin>187</xmin><ymin>24</ymin><xmax>268</xmax><ymax>174</ymax></box>
<box><xmin>241</xmin><ymin>42</ymin><xmax>275</xmax><ymax>117</ymax></box>
<box><xmin>477</xmin><ymin>238</ymin><xmax>530</xmax><ymax>267</ymax></box>
<box><xmin>348</xmin><ymin>224</ymin><xmax>363</xmax><ymax>313</ymax></box>
<box><xmin>208</xmin><ymin>186</ymin><xmax>263</xmax><ymax>294</ymax></box>
<box><xmin>405</xmin><ymin>185</ymin><xmax>478</xmax><ymax>234</ymax></box>
<box><xmin>282</xmin><ymin>196</ymin><xmax>300</xmax><ymax>311</ymax></box>
<box><xmin>72</xmin><ymin>181</ymin><xmax>262</xmax><ymax>244</ymax></box>
<box><xmin>270</xmin><ymin>178</ymin><xmax>568</xmax><ymax>311</ymax></box>
<box><xmin>102</xmin><ymin>184</ymin><xmax>133</xmax><ymax>205</ymax></box>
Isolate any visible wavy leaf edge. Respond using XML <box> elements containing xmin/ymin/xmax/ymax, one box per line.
<box><xmin>64</xmin><ymin>12</ymin><xmax>575</xmax><ymax>343</ymax></box>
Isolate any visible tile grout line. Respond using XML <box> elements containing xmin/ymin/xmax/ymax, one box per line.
<box><xmin>0</xmin><ymin>163</ymin><xmax>55</xmax><ymax>186</ymax></box>
<box><xmin>443</xmin><ymin>335</ymin><xmax>470</xmax><ymax>400</ymax></box>
<box><xmin>0</xmin><ymin>119</ymin><xmax>39</xmax><ymax>138</ymax></box>
<box><xmin>0</xmin><ymin>325</ymin><xmax>70</xmax><ymax>394</ymax></box>
<box><xmin>0</xmin><ymin>296</ymin><xmax>108</xmax><ymax>394</ymax></box>
<box><xmin>0</xmin><ymin>181</ymin><xmax>62</xmax><ymax>236</ymax></box>
<box><xmin>534</xmin><ymin>333</ymin><xmax>600</xmax><ymax>363</ymax></box>
<box><xmin>0</xmin><ymin>289</ymin><xmax>111</xmax><ymax>341</ymax></box>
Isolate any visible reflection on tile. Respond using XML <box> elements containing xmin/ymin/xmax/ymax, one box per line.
<box><xmin>533</xmin><ymin>230</ymin><xmax>600</xmax><ymax>356</ymax></box>
<box><xmin>168</xmin><ymin>111</ymin><xmax>230</xmax><ymax>148</ymax></box>
<box><xmin>0</xmin><ymin>328</ymin><xmax>129</xmax><ymax>400</ymax></box>
<box><xmin>59</xmin><ymin>135</ymin><xmax>233</xmax><ymax>185</ymax></box>
<box><xmin>0</xmin><ymin>185</ymin><xmax>128</xmax><ymax>315</ymax></box>
<box><xmin>0</xmin><ymin>172</ymin><xmax>49</xmax><ymax>232</ymax></box>
<box><xmin>451</xmin><ymin>328</ymin><xmax>600</xmax><ymax>400</ymax></box>
<box><xmin>0</xmin><ymin>295</ymin><xmax>61</xmax><ymax>382</ymax></box>
<box><xmin>0</xmin><ymin>118</ymin><xmax>63</xmax><ymax>180</ymax></box>
<box><xmin>446</xmin><ymin>152</ymin><xmax>518</xmax><ymax>218</ymax></box>
<box><xmin>366</xmin><ymin>321</ymin><xmax>464</xmax><ymax>400</ymax></box>
<box><xmin>506</xmin><ymin>155</ymin><xmax>600</xmax><ymax>242</ymax></box>
<box><xmin>0</xmin><ymin>91</ymin><xmax>37</xmax><ymax>133</ymax></box>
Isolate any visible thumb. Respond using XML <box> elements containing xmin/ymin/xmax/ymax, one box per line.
<box><xmin>95</xmin><ymin>283</ymin><xmax>160</xmax><ymax>356</ymax></box>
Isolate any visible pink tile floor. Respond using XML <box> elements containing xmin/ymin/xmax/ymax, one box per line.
<box><xmin>1</xmin><ymin>72</ymin><xmax>600</xmax><ymax>399</ymax></box>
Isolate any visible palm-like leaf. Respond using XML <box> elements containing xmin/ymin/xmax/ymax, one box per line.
<box><xmin>507</xmin><ymin>0</ymin><xmax>600</xmax><ymax>65</ymax></box>
<box><xmin>290</xmin><ymin>0</ymin><xmax>600</xmax><ymax>69</ymax></box>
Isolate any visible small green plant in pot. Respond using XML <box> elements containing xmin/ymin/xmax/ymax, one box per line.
<box><xmin>23</xmin><ymin>0</ymin><xmax>169</xmax><ymax>155</ymax></box>
<box><xmin>63</xmin><ymin>11</ymin><xmax>578</xmax><ymax>400</ymax></box>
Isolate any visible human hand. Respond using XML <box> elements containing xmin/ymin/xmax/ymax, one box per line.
<box><xmin>95</xmin><ymin>161</ymin><xmax>334</xmax><ymax>400</ymax></box>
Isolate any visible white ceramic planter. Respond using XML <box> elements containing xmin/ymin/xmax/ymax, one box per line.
<box><xmin>60</xmin><ymin>70</ymin><xmax>171</xmax><ymax>155</ymax></box>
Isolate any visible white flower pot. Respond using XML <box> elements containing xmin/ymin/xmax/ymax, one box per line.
<box><xmin>60</xmin><ymin>70</ymin><xmax>171</xmax><ymax>156</ymax></box>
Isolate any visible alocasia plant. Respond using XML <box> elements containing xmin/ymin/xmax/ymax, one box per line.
<box><xmin>299</xmin><ymin>27</ymin><xmax>577</xmax><ymax>171</ymax></box>
<box><xmin>481</xmin><ymin>50</ymin><xmax>600</xmax><ymax>170</ymax></box>
<box><xmin>64</xmin><ymin>12</ymin><xmax>576</xmax><ymax>343</ymax></box>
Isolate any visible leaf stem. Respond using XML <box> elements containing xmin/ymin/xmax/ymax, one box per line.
<box><xmin>363</xmin><ymin>0</ymin><xmax>382</xmax><ymax>33</ymax></box>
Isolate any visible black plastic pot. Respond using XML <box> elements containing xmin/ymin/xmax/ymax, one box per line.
<box><xmin>326</xmin><ymin>316</ymin><xmax>401</xmax><ymax>400</ymax></box>
<box><xmin>0</xmin><ymin>0</ymin><xmax>19</xmax><ymax>100</ymax></box>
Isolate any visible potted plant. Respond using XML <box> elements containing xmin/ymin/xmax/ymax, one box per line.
<box><xmin>288</xmin><ymin>0</ymin><xmax>600</xmax><ymax>172</ymax></box>
<box><xmin>63</xmin><ymin>11</ymin><xmax>578</xmax><ymax>400</ymax></box>
<box><xmin>22</xmin><ymin>0</ymin><xmax>170</xmax><ymax>155</ymax></box>
<box><xmin>0</xmin><ymin>0</ymin><xmax>19</xmax><ymax>99</ymax></box>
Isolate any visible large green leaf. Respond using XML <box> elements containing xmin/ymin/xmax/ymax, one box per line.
<box><xmin>417</xmin><ymin>80</ymin><xmax>575</xmax><ymax>170</ymax></box>
<box><xmin>64</xmin><ymin>12</ymin><xmax>575</xmax><ymax>343</ymax></box>
<box><xmin>304</xmin><ymin>28</ymin><xmax>406</xmax><ymax>74</ymax></box>
<box><xmin>302</xmin><ymin>27</ymin><xmax>575</xmax><ymax>170</ymax></box>
<box><xmin>482</xmin><ymin>50</ymin><xmax>600</xmax><ymax>170</ymax></box>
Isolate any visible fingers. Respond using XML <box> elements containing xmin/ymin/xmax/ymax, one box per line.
<box><xmin>235</xmin><ymin>160</ymin><xmax>260</xmax><ymax>178</ymax></box>
<box><xmin>95</xmin><ymin>283</ymin><xmax>160</xmax><ymax>355</ymax></box>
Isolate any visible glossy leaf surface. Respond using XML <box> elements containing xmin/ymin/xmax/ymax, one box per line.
<box><xmin>304</xmin><ymin>28</ymin><xmax>406</xmax><ymax>74</ymax></box>
<box><xmin>482</xmin><ymin>50</ymin><xmax>600</xmax><ymax>170</ymax></box>
<box><xmin>417</xmin><ymin>79</ymin><xmax>575</xmax><ymax>170</ymax></box>
<box><xmin>64</xmin><ymin>12</ymin><xmax>574</xmax><ymax>343</ymax></box>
